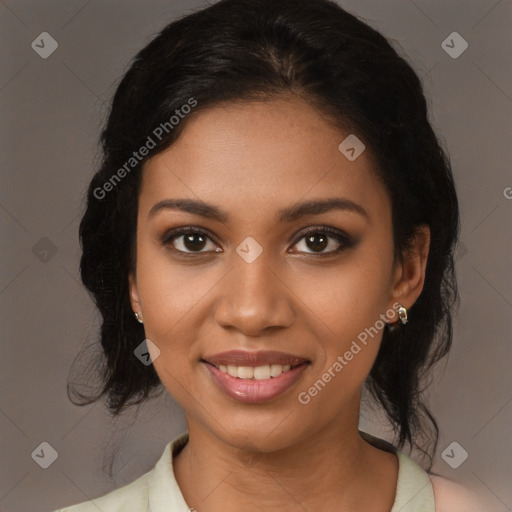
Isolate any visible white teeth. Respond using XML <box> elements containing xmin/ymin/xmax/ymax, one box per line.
<box><xmin>253</xmin><ymin>366</ymin><xmax>271</xmax><ymax>380</ymax></box>
<box><xmin>270</xmin><ymin>364</ymin><xmax>282</xmax><ymax>377</ymax></box>
<box><xmin>238</xmin><ymin>366</ymin><xmax>254</xmax><ymax>379</ymax></box>
<box><xmin>227</xmin><ymin>365</ymin><xmax>238</xmax><ymax>377</ymax></box>
<box><xmin>217</xmin><ymin>364</ymin><xmax>294</xmax><ymax>379</ymax></box>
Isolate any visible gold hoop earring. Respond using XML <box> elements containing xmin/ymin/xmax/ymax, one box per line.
<box><xmin>134</xmin><ymin>312</ymin><xmax>144</xmax><ymax>324</ymax></box>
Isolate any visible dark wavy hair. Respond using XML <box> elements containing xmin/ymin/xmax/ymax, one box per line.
<box><xmin>70</xmin><ymin>0</ymin><xmax>460</xmax><ymax>472</ymax></box>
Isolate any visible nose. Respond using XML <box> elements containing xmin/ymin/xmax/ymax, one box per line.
<box><xmin>213</xmin><ymin>254</ymin><xmax>295</xmax><ymax>337</ymax></box>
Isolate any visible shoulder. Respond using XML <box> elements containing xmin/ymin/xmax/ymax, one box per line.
<box><xmin>53</xmin><ymin>470</ymin><xmax>151</xmax><ymax>512</ymax></box>
<box><xmin>430</xmin><ymin>474</ymin><xmax>493</xmax><ymax>512</ymax></box>
<box><xmin>53</xmin><ymin>433</ymin><xmax>189</xmax><ymax>512</ymax></box>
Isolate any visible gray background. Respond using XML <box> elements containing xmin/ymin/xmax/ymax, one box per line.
<box><xmin>0</xmin><ymin>1</ymin><xmax>511</xmax><ymax>511</ymax></box>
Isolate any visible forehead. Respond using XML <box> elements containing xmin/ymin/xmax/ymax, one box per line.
<box><xmin>139</xmin><ymin>97</ymin><xmax>390</xmax><ymax>224</ymax></box>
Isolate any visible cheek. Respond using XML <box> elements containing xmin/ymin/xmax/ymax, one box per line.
<box><xmin>137</xmin><ymin>265</ymin><xmax>203</xmax><ymax>407</ymax></box>
<box><xmin>292</xmin><ymin>252</ymin><xmax>392</xmax><ymax>345</ymax></box>
<box><xmin>136</xmin><ymin>244</ymin><xmax>214</xmax><ymax>336</ymax></box>
<box><xmin>133</xmin><ymin>249</ymin><xmax>207</xmax><ymax>387</ymax></box>
<box><xmin>293</xmin><ymin>246</ymin><xmax>393</xmax><ymax>400</ymax></box>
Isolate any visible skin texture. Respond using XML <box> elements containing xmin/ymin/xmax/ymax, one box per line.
<box><xmin>128</xmin><ymin>96</ymin><xmax>430</xmax><ymax>511</ymax></box>
<box><xmin>430</xmin><ymin>475</ymin><xmax>497</xmax><ymax>512</ymax></box>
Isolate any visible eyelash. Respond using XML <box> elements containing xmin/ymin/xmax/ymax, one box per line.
<box><xmin>161</xmin><ymin>226</ymin><xmax>356</xmax><ymax>258</ymax></box>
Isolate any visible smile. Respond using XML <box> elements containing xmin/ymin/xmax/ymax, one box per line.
<box><xmin>201</xmin><ymin>350</ymin><xmax>310</xmax><ymax>404</ymax></box>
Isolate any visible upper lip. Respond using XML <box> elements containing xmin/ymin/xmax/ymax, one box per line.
<box><xmin>202</xmin><ymin>350</ymin><xmax>309</xmax><ymax>368</ymax></box>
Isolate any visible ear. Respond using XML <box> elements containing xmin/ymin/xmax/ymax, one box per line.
<box><xmin>128</xmin><ymin>271</ymin><xmax>142</xmax><ymax>313</ymax></box>
<box><xmin>387</xmin><ymin>224</ymin><xmax>430</xmax><ymax>320</ymax></box>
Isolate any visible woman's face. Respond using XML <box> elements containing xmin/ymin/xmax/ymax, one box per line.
<box><xmin>129</xmin><ymin>96</ymin><xmax>424</xmax><ymax>451</ymax></box>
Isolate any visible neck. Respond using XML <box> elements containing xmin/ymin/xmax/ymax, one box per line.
<box><xmin>173</xmin><ymin>399</ymin><xmax>398</xmax><ymax>512</ymax></box>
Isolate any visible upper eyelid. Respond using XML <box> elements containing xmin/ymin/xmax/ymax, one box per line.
<box><xmin>162</xmin><ymin>226</ymin><xmax>218</xmax><ymax>244</ymax></box>
<box><xmin>289</xmin><ymin>226</ymin><xmax>348</xmax><ymax>242</ymax></box>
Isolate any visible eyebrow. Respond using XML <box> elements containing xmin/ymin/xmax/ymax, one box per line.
<box><xmin>148</xmin><ymin>197</ymin><xmax>369</xmax><ymax>223</ymax></box>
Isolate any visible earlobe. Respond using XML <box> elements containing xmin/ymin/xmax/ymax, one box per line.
<box><xmin>388</xmin><ymin>224</ymin><xmax>431</xmax><ymax>314</ymax></box>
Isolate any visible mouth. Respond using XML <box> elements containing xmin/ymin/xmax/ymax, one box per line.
<box><xmin>201</xmin><ymin>350</ymin><xmax>310</xmax><ymax>403</ymax></box>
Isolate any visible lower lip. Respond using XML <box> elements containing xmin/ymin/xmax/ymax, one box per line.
<box><xmin>203</xmin><ymin>362</ymin><xmax>309</xmax><ymax>404</ymax></box>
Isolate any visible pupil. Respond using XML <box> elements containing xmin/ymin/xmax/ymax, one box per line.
<box><xmin>184</xmin><ymin>233</ymin><xmax>206</xmax><ymax>251</ymax></box>
<box><xmin>306</xmin><ymin>233</ymin><xmax>327</xmax><ymax>252</ymax></box>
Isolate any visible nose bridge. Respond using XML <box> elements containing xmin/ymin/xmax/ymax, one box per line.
<box><xmin>214</xmin><ymin>250</ymin><xmax>294</xmax><ymax>334</ymax></box>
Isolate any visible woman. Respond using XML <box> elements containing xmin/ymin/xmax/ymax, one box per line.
<box><xmin>55</xmin><ymin>0</ymin><xmax>488</xmax><ymax>510</ymax></box>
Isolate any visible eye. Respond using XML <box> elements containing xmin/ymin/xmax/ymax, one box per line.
<box><xmin>161</xmin><ymin>226</ymin><xmax>355</xmax><ymax>257</ymax></box>
<box><xmin>290</xmin><ymin>227</ymin><xmax>353</xmax><ymax>255</ymax></box>
<box><xmin>162</xmin><ymin>227</ymin><xmax>221</xmax><ymax>254</ymax></box>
